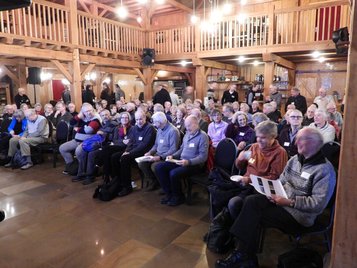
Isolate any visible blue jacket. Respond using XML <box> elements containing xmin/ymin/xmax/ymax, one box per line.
<box><xmin>7</xmin><ymin>118</ymin><xmax>27</xmax><ymax>136</ymax></box>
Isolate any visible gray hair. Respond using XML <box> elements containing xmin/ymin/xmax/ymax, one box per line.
<box><xmin>233</xmin><ymin>111</ymin><xmax>248</xmax><ymax>124</ymax></box>
<box><xmin>153</xmin><ymin>103</ymin><xmax>164</xmax><ymax>112</ymax></box>
<box><xmin>13</xmin><ymin>109</ymin><xmax>25</xmax><ymax>119</ymax></box>
<box><xmin>134</xmin><ymin>109</ymin><xmax>146</xmax><ymax>119</ymax></box>
<box><xmin>152</xmin><ymin>111</ymin><xmax>167</xmax><ymax>124</ymax></box>
<box><xmin>24</xmin><ymin>109</ymin><xmax>36</xmax><ymax>117</ymax></box>
<box><xmin>252</xmin><ymin>112</ymin><xmax>269</xmax><ymax>126</ymax></box>
<box><xmin>81</xmin><ymin>102</ymin><xmax>93</xmax><ymax>112</ymax></box>
<box><xmin>119</xmin><ymin>111</ymin><xmax>131</xmax><ymax>122</ymax></box>
<box><xmin>298</xmin><ymin>127</ymin><xmax>324</xmax><ymax>152</ymax></box>
<box><xmin>190</xmin><ymin>108</ymin><xmax>202</xmax><ymax>119</ymax></box>
<box><xmin>255</xmin><ymin>120</ymin><xmax>278</xmax><ymax>139</ymax></box>
<box><xmin>315</xmin><ymin>108</ymin><xmax>329</xmax><ymax>120</ymax></box>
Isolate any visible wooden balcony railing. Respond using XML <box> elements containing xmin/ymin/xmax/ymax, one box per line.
<box><xmin>77</xmin><ymin>11</ymin><xmax>145</xmax><ymax>55</ymax></box>
<box><xmin>0</xmin><ymin>0</ymin><xmax>70</xmax><ymax>45</ymax></box>
<box><xmin>147</xmin><ymin>25</ymin><xmax>195</xmax><ymax>55</ymax></box>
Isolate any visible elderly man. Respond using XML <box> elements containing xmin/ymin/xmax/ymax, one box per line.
<box><xmin>221</xmin><ymin>84</ymin><xmax>238</xmax><ymax>105</ymax></box>
<box><xmin>266</xmin><ymin>85</ymin><xmax>282</xmax><ymax>110</ymax></box>
<box><xmin>216</xmin><ymin>127</ymin><xmax>336</xmax><ymax>268</ymax></box>
<box><xmin>309</xmin><ymin>108</ymin><xmax>336</xmax><ymax>143</ymax></box>
<box><xmin>6</xmin><ymin>109</ymin><xmax>49</xmax><ymax>170</ymax></box>
<box><xmin>313</xmin><ymin>87</ymin><xmax>335</xmax><ymax>110</ymax></box>
<box><xmin>111</xmin><ymin>110</ymin><xmax>156</xmax><ymax>197</ymax></box>
<box><xmin>153</xmin><ymin>84</ymin><xmax>171</xmax><ymax>106</ymax></box>
<box><xmin>52</xmin><ymin>101</ymin><xmax>72</xmax><ymax>127</ymax></box>
<box><xmin>75</xmin><ymin>109</ymin><xmax>117</xmax><ymax>185</ymax></box>
<box><xmin>155</xmin><ymin>115</ymin><xmax>209</xmax><ymax>206</ymax></box>
<box><xmin>67</xmin><ymin>102</ymin><xmax>78</xmax><ymax>117</ymax></box>
<box><xmin>285</xmin><ymin>87</ymin><xmax>307</xmax><ymax>115</ymax></box>
<box><xmin>138</xmin><ymin>111</ymin><xmax>180</xmax><ymax>191</ymax></box>
<box><xmin>222</xmin><ymin>103</ymin><xmax>235</xmax><ymax>124</ymax></box>
<box><xmin>326</xmin><ymin>102</ymin><xmax>343</xmax><ymax>128</ymax></box>
<box><xmin>191</xmin><ymin>108</ymin><xmax>208</xmax><ymax>133</ymax></box>
<box><xmin>14</xmin><ymin>87</ymin><xmax>31</xmax><ymax>109</ymax></box>
<box><xmin>60</xmin><ymin>103</ymin><xmax>101</xmax><ymax>175</ymax></box>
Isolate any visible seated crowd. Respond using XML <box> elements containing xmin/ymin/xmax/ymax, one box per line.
<box><xmin>0</xmin><ymin>84</ymin><xmax>340</xmax><ymax>266</ymax></box>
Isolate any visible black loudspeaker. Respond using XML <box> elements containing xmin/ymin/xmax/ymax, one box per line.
<box><xmin>0</xmin><ymin>0</ymin><xmax>32</xmax><ymax>11</ymax></box>
<box><xmin>332</xmin><ymin>27</ymin><xmax>349</xmax><ymax>55</ymax></box>
<box><xmin>28</xmin><ymin>67</ymin><xmax>42</xmax><ymax>85</ymax></box>
<box><xmin>142</xmin><ymin>48</ymin><xmax>155</xmax><ymax>66</ymax></box>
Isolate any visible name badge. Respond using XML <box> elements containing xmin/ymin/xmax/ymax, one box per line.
<box><xmin>256</xmin><ymin>93</ymin><xmax>261</xmax><ymax>96</ymax></box>
<box><xmin>177</xmin><ymin>125</ymin><xmax>181</xmax><ymax>128</ymax></box>
<box><xmin>239</xmin><ymin>132</ymin><xmax>245</xmax><ymax>136</ymax></box>
<box><xmin>159</xmin><ymin>139</ymin><xmax>164</xmax><ymax>144</ymax></box>
<box><xmin>284</xmin><ymin>142</ymin><xmax>290</xmax><ymax>147</ymax></box>
<box><xmin>189</xmin><ymin>143</ymin><xmax>195</xmax><ymax>148</ymax></box>
<box><xmin>248</xmin><ymin>158</ymin><xmax>255</xmax><ymax>164</ymax></box>
<box><xmin>138</xmin><ymin>136</ymin><xmax>143</xmax><ymax>141</ymax></box>
<box><xmin>231</xmin><ymin>95</ymin><xmax>235</xmax><ymax>98</ymax></box>
<box><xmin>301</xmin><ymin>171</ymin><xmax>311</xmax><ymax>180</ymax></box>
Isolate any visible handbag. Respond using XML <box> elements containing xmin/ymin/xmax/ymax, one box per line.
<box><xmin>82</xmin><ymin>134</ymin><xmax>105</xmax><ymax>152</ymax></box>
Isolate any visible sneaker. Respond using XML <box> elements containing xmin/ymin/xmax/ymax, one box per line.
<box><xmin>131</xmin><ymin>181</ymin><xmax>137</xmax><ymax>189</ymax></box>
<box><xmin>71</xmin><ymin>175</ymin><xmax>85</xmax><ymax>182</ymax></box>
<box><xmin>4</xmin><ymin>162</ymin><xmax>12</xmax><ymax>168</ymax></box>
<box><xmin>62</xmin><ymin>170</ymin><xmax>69</xmax><ymax>175</ymax></box>
<box><xmin>215</xmin><ymin>249</ymin><xmax>258</xmax><ymax>268</ymax></box>
<box><xmin>167</xmin><ymin>195</ymin><xmax>185</xmax><ymax>206</ymax></box>
<box><xmin>21</xmin><ymin>163</ymin><xmax>33</xmax><ymax>170</ymax></box>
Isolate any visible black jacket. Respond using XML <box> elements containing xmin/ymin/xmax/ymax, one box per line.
<box><xmin>153</xmin><ymin>88</ymin><xmax>171</xmax><ymax>106</ymax></box>
<box><xmin>221</xmin><ymin>90</ymin><xmax>238</xmax><ymax>105</ymax></box>
<box><xmin>285</xmin><ymin>94</ymin><xmax>307</xmax><ymax>115</ymax></box>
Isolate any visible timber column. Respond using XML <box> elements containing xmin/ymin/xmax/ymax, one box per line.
<box><xmin>67</xmin><ymin>0</ymin><xmax>82</xmax><ymax>107</ymax></box>
<box><xmin>195</xmin><ymin>65</ymin><xmax>206</xmax><ymax>101</ymax></box>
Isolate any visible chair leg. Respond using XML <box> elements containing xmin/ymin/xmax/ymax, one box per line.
<box><xmin>256</xmin><ymin>227</ymin><xmax>266</xmax><ymax>253</ymax></box>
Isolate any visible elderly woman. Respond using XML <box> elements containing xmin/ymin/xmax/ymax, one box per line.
<box><xmin>207</xmin><ymin>109</ymin><xmax>228</xmax><ymax>148</ymax></box>
<box><xmin>309</xmin><ymin>108</ymin><xmax>336</xmax><ymax>143</ymax></box>
<box><xmin>0</xmin><ymin>110</ymin><xmax>27</xmax><ymax>159</ymax></box>
<box><xmin>278</xmin><ymin>109</ymin><xmax>303</xmax><ymax>157</ymax></box>
<box><xmin>326</xmin><ymin>102</ymin><xmax>343</xmax><ymax>128</ymax></box>
<box><xmin>173</xmin><ymin>106</ymin><xmax>186</xmax><ymax>134</ymax></box>
<box><xmin>240</xmin><ymin>103</ymin><xmax>253</xmax><ymax>125</ymax></box>
<box><xmin>225</xmin><ymin>111</ymin><xmax>255</xmax><ymax>151</ymax></box>
<box><xmin>251</xmin><ymin>112</ymin><xmax>269</xmax><ymax>128</ymax></box>
<box><xmin>102</xmin><ymin>111</ymin><xmax>133</xmax><ymax>181</ymax></box>
<box><xmin>227</xmin><ymin>120</ymin><xmax>288</xmax><ymax>218</ymax></box>
<box><xmin>302</xmin><ymin>104</ymin><xmax>317</xmax><ymax>126</ymax></box>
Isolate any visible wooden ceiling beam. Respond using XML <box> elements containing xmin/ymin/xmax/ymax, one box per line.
<box><xmin>192</xmin><ymin>58</ymin><xmax>239</xmax><ymax>72</ymax></box>
<box><xmin>134</xmin><ymin>68</ymin><xmax>147</xmax><ymax>84</ymax></box>
<box><xmin>78</xmin><ymin>0</ymin><xmax>91</xmax><ymax>13</ymax></box>
<box><xmin>80</xmin><ymin>54</ymin><xmax>141</xmax><ymax>68</ymax></box>
<box><xmin>96</xmin><ymin>66</ymin><xmax>137</xmax><ymax>75</ymax></box>
<box><xmin>151</xmin><ymin>63</ymin><xmax>195</xmax><ymax>73</ymax></box>
<box><xmin>81</xmin><ymin>63</ymin><xmax>96</xmax><ymax>81</ymax></box>
<box><xmin>1</xmin><ymin>65</ymin><xmax>19</xmax><ymax>86</ymax></box>
<box><xmin>165</xmin><ymin>0</ymin><xmax>192</xmax><ymax>13</ymax></box>
<box><xmin>51</xmin><ymin>60</ymin><xmax>73</xmax><ymax>83</ymax></box>
<box><xmin>262</xmin><ymin>53</ymin><xmax>296</xmax><ymax>69</ymax></box>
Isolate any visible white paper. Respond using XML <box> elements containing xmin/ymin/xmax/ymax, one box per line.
<box><xmin>135</xmin><ymin>156</ymin><xmax>154</xmax><ymax>163</ymax></box>
<box><xmin>250</xmin><ymin>174</ymin><xmax>287</xmax><ymax>198</ymax></box>
<box><xmin>165</xmin><ymin>158</ymin><xmax>183</xmax><ymax>165</ymax></box>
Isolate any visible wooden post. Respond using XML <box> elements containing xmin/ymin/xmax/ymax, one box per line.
<box><xmin>72</xmin><ymin>49</ymin><xmax>82</xmax><ymax>108</ymax></box>
<box><xmin>143</xmin><ymin>67</ymin><xmax>153</xmax><ymax>100</ymax></box>
<box><xmin>288</xmin><ymin>69</ymin><xmax>295</xmax><ymax>87</ymax></box>
<box><xmin>330</xmin><ymin>1</ymin><xmax>357</xmax><ymax>267</ymax></box>
<box><xmin>268</xmin><ymin>5</ymin><xmax>275</xmax><ymax>46</ymax></box>
<box><xmin>17</xmin><ymin>63</ymin><xmax>27</xmax><ymax>89</ymax></box>
<box><xmin>195</xmin><ymin>65</ymin><xmax>206</xmax><ymax>100</ymax></box>
<box><xmin>263</xmin><ymin>61</ymin><xmax>274</xmax><ymax>95</ymax></box>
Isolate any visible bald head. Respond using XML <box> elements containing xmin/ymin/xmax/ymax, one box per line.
<box><xmin>184</xmin><ymin>115</ymin><xmax>199</xmax><ymax>134</ymax></box>
<box><xmin>296</xmin><ymin>127</ymin><xmax>324</xmax><ymax>158</ymax></box>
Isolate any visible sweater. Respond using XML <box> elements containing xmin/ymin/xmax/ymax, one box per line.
<box><xmin>221</xmin><ymin>90</ymin><xmax>238</xmax><ymax>105</ymax></box>
<box><xmin>24</xmin><ymin>115</ymin><xmax>49</xmax><ymax>139</ymax></box>
<box><xmin>149</xmin><ymin>122</ymin><xmax>180</xmax><ymax>158</ymax></box>
<box><xmin>309</xmin><ymin>122</ymin><xmax>336</xmax><ymax>144</ymax></box>
<box><xmin>173</xmin><ymin>129</ymin><xmax>209</xmax><ymax>166</ymax></box>
<box><xmin>125</xmin><ymin>122</ymin><xmax>156</xmax><ymax>155</ymax></box>
<box><xmin>225</xmin><ymin>124</ymin><xmax>255</xmax><ymax>146</ymax></box>
<box><xmin>280</xmin><ymin>151</ymin><xmax>336</xmax><ymax>227</ymax></box>
<box><xmin>208</xmin><ymin>121</ymin><xmax>228</xmax><ymax>148</ymax></box>
<box><xmin>237</xmin><ymin>140</ymin><xmax>288</xmax><ymax>180</ymax></box>
<box><xmin>71</xmin><ymin>115</ymin><xmax>101</xmax><ymax>141</ymax></box>
<box><xmin>8</xmin><ymin>118</ymin><xmax>27</xmax><ymax>136</ymax></box>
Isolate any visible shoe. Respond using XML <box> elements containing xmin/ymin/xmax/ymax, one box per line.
<box><xmin>62</xmin><ymin>170</ymin><xmax>69</xmax><ymax>175</ymax></box>
<box><xmin>160</xmin><ymin>195</ymin><xmax>171</xmax><ymax>205</ymax></box>
<box><xmin>145</xmin><ymin>181</ymin><xmax>159</xmax><ymax>192</ymax></box>
<box><xmin>0</xmin><ymin>210</ymin><xmax>5</xmax><ymax>222</ymax></box>
<box><xmin>72</xmin><ymin>175</ymin><xmax>85</xmax><ymax>182</ymax></box>
<box><xmin>21</xmin><ymin>163</ymin><xmax>33</xmax><ymax>170</ymax></box>
<box><xmin>131</xmin><ymin>181</ymin><xmax>137</xmax><ymax>189</ymax></box>
<box><xmin>158</xmin><ymin>188</ymin><xmax>166</xmax><ymax>195</ymax></box>
<box><xmin>167</xmin><ymin>195</ymin><xmax>185</xmax><ymax>206</ymax></box>
<box><xmin>215</xmin><ymin>249</ymin><xmax>258</xmax><ymax>268</ymax></box>
<box><xmin>82</xmin><ymin>176</ymin><xmax>95</xmax><ymax>185</ymax></box>
<box><xmin>4</xmin><ymin>162</ymin><xmax>12</xmax><ymax>168</ymax></box>
<box><xmin>118</xmin><ymin>187</ymin><xmax>133</xmax><ymax>197</ymax></box>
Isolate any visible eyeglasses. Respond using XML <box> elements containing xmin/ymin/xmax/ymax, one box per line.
<box><xmin>290</xmin><ymin>116</ymin><xmax>302</xmax><ymax>119</ymax></box>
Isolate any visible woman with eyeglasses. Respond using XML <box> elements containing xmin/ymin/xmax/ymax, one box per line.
<box><xmin>101</xmin><ymin>111</ymin><xmax>133</xmax><ymax>181</ymax></box>
<box><xmin>225</xmin><ymin>111</ymin><xmax>255</xmax><ymax>151</ymax></box>
<box><xmin>278</xmin><ymin>109</ymin><xmax>303</xmax><ymax>157</ymax></box>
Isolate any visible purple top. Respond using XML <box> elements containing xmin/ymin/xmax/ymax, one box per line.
<box><xmin>208</xmin><ymin>121</ymin><xmax>228</xmax><ymax>147</ymax></box>
<box><xmin>225</xmin><ymin>123</ymin><xmax>255</xmax><ymax>146</ymax></box>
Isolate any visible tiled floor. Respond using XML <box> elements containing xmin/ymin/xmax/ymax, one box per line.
<box><xmin>0</xmin><ymin>159</ymin><xmax>328</xmax><ymax>268</ymax></box>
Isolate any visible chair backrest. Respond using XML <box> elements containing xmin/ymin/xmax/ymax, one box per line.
<box><xmin>214</xmin><ymin>138</ymin><xmax>238</xmax><ymax>174</ymax></box>
<box><xmin>56</xmin><ymin>120</ymin><xmax>69</xmax><ymax>144</ymax></box>
<box><xmin>46</xmin><ymin>118</ymin><xmax>54</xmax><ymax>139</ymax></box>
<box><xmin>321</xmin><ymin>141</ymin><xmax>340</xmax><ymax>171</ymax></box>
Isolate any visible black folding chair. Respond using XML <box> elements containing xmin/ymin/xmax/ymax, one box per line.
<box><xmin>185</xmin><ymin>138</ymin><xmax>238</xmax><ymax>205</ymax></box>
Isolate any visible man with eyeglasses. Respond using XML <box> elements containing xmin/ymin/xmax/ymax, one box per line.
<box><xmin>59</xmin><ymin>103</ymin><xmax>101</xmax><ymax>177</ymax></box>
<box><xmin>278</xmin><ymin>109</ymin><xmax>303</xmax><ymax>157</ymax></box>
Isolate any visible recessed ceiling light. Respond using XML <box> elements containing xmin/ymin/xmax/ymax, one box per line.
<box><xmin>237</xmin><ymin>56</ymin><xmax>246</xmax><ymax>63</ymax></box>
<box><xmin>311</xmin><ymin>51</ymin><xmax>321</xmax><ymax>58</ymax></box>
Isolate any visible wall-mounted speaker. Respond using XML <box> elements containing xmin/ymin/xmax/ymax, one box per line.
<box><xmin>28</xmin><ymin>67</ymin><xmax>42</xmax><ymax>85</ymax></box>
<box><xmin>142</xmin><ymin>48</ymin><xmax>155</xmax><ymax>66</ymax></box>
<box><xmin>0</xmin><ymin>0</ymin><xmax>32</xmax><ymax>11</ymax></box>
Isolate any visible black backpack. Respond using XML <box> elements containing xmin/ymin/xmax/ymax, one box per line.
<box><xmin>277</xmin><ymin>248</ymin><xmax>323</xmax><ymax>268</ymax></box>
<box><xmin>93</xmin><ymin>177</ymin><xmax>121</xmax><ymax>202</ymax></box>
<box><xmin>203</xmin><ymin>207</ymin><xmax>234</xmax><ymax>254</ymax></box>
<box><xmin>11</xmin><ymin>150</ymin><xmax>28</xmax><ymax>169</ymax></box>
